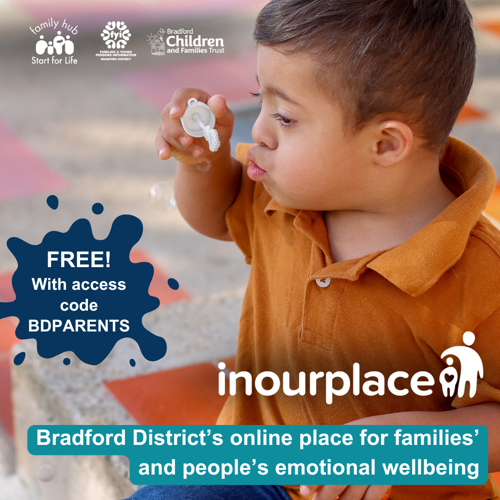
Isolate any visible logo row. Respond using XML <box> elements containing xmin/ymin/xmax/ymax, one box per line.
<box><xmin>31</xmin><ymin>19</ymin><xmax>225</xmax><ymax>65</ymax></box>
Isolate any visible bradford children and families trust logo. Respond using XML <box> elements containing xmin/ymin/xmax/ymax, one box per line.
<box><xmin>96</xmin><ymin>21</ymin><xmax>136</xmax><ymax>62</ymax></box>
<box><xmin>31</xmin><ymin>18</ymin><xmax>78</xmax><ymax>65</ymax></box>
<box><xmin>147</xmin><ymin>28</ymin><xmax>224</xmax><ymax>55</ymax></box>
<box><xmin>218</xmin><ymin>331</ymin><xmax>484</xmax><ymax>402</ymax></box>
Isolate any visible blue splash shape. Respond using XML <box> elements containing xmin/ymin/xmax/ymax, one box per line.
<box><xmin>168</xmin><ymin>278</ymin><xmax>179</xmax><ymax>290</ymax></box>
<box><xmin>63</xmin><ymin>358</ymin><xmax>71</xmax><ymax>365</ymax></box>
<box><xmin>92</xmin><ymin>203</ymin><xmax>104</xmax><ymax>215</ymax></box>
<box><xmin>0</xmin><ymin>214</ymin><xmax>166</xmax><ymax>366</ymax></box>
<box><xmin>47</xmin><ymin>196</ymin><xmax>59</xmax><ymax>210</ymax></box>
<box><xmin>14</xmin><ymin>352</ymin><xmax>26</xmax><ymax>365</ymax></box>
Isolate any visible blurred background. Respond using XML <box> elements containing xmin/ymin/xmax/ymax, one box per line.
<box><xmin>0</xmin><ymin>0</ymin><xmax>499</xmax><ymax>498</ymax></box>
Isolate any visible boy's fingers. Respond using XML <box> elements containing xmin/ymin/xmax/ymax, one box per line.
<box><xmin>166</xmin><ymin>87</ymin><xmax>213</xmax><ymax>120</ymax></box>
<box><xmin>156</xmin><ymin>126</ymin><xmax>204</xmax><ymax>159</ymax></box>
<box><xmin>300</xmin><ymin>485</ymin><xmax>346</xmax><ymax>499</ymax></box>
<box><xmin>299</xmin><ymin>484</ymin><xmax>391</xmax><ymax>500</ymax></box>
<box><xmin>158</xmin><ymin>88</ymin><xmax>232</xmax><ymax>159</ymax></box>
<box><xmin>207</xmin><ymin>94</ymin><xmax>228</xmax><ymax>118</ymax></box>
<box><xmin>362</xmin><ymin>486</ymin><xmax>392</xmax><ymax>500</ymax></box>
<box><xmin>300</xmin><ymin>485</ymin><xmax>319</xmax><ymax>496</ymax></box>
<box><xmin>207</xmin><ymin>94</ymin><xmax>234</xmax><ymax>127</ymax></box>
<box><xmin>335</xmin><ymin>485</ymin><xmax>368</xmax><ymax>500</ymax></box>
<box><xmin>156</xmin><ymin>128</ymin><xmax>171</xmax><ymax>160</ymax></box>
<box><xmin>315</xmin><ymin>485</ymin><xmax>347</xmax><ymax>499</ymax></box>
<box><xmin>157</xmin><ymin>116</ymin><xmax>201</xmax><ymax>155</ymax></box>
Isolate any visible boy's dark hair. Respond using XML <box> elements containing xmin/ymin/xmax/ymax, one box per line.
<box><xmin>253</xmin><ymin>0</ymin><xmax>476</xmax><ymax>156</ymax></box>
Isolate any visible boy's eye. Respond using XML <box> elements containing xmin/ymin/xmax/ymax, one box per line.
<box><xmin>270</xmin><ymin>112</ymin><xmax>294</xmax><ymax>128</ymax></box>
<box><xmin>250</xmin><ymin>91</ymin><xmax>262</xmax><ymax>104</ymax></box>
<box><xmin>249</xmin><ymin>91</ymin><xmax>295</xmax><ymax>128</ymax></box>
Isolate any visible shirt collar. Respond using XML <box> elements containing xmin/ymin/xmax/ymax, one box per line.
<box><xmin>263</xmin><ymin>137</ymin><xmax>497</xmax><ymax>297</ymax></box>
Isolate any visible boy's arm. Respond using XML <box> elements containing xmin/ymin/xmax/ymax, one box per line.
<box><xmin>301</xmin><ymin>402</ymin><xmax>500</xmax><ymax>500</ymax></box>
<box><xmin>349</xmin><ymin>401</ymin><xmax>500</xmax><ymax>471</ymax></box>
<box><xmin>156</xmin><ymin>89</ymin><xmax>242</xmax><ymax>241</ymax></box>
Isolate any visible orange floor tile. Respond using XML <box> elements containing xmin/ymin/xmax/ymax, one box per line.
<box><xmin>494</xmin><ymin>472</ymin><xmax>500</xmax><ymax>485</ymax></box>
<box><xmin>485</xmin><ymin>185</ymin><xmax>500</xmax><ymax>222</ymax></box>
<box><xmin>0</xmin><ymin>283</ymin><xmax>20</xmax><ymax>438</ymax></box>
<box><xmin>130</xmin><ymin>249</ymin><xmax>191</xmax><ymax>305</ymax></box>
<box><xmin>0</xmin><ymin>121</ymin><xmax>67</xmax><ymax>200</ymax></box>
<box><xmin>0</xmin><ymin>318</ymin><xmax>19</xmax><ymax>354</ymax></box>
<box><xmin>0</xmin><ymin>354</ymin><xmax>13</xmax><ymax>437</ymax></box>
<box><xmin>0</xmin><ymin>272</ymin><xmax>15</xmax><ymax>302</ymax></box>
<box><xmin>480</xmin><ymin>22</ymin><xmax>500</xmax><ymax>38</ymax></box>
<box><xmin>456</xmin><ymin>103</ymin><xmax>488</xmax><ymax>124</ymax></box>
<box><xmin>105</xmin><ymin>362</ymin><xmax>228</xmax><ymax>425</ymax></box>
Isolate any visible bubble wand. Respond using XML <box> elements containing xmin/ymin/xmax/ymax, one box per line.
<box><xmin>180</xmin><ymin>98</ymin><xmax>220</xmax><ymax>153</ymax></box>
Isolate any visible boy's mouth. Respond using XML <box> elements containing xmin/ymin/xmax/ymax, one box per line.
<box><xmin>247</xmin><ymin>161</ymin><xmax>268</xmax><ymax>181</ymax></box>
<box><xmin>247</xmin><ymin>151</ymin><xmax>268</xmax><ymax>181</ymax></box>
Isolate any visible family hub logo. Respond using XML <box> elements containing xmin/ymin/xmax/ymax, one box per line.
<box><xmin>218</xmin><ymin>332</ymin><xmax>484</xmax><ymax>402</ymax></box>
<box><xmin>31</xmin><ymin>18</ymin><xmax>77</xmax><ymax>65</ymax></box>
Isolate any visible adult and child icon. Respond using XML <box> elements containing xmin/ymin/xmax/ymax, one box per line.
<box><xmin>440</xmin><ymin>331</ymin><xmax>484</xmax><ymax>398</ymax></box>
<box><xmin>36</xmin><ymin>32</ymin><xmax>74</xmax><ymax>56</ymax></box>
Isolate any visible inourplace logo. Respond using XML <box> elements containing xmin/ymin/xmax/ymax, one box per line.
<box><xmin>218</xmin><ymin>332</ymin><xmax>484</xmax><ymax>402</ymax></box>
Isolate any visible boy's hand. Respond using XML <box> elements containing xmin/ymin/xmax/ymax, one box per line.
<box><xmin>300</xmin><ymin>414</ymin><xmax>393</xmax><ymax>500</ymax></box>
<box><xmin>156</xmin><ymin>88</ymin><xmax>234</xmax><ymax>167</ymax></box>
<box><xmin>300</xmin><ymin>485</ymin><xmax>392</xmax><ymax>500</ymax></box>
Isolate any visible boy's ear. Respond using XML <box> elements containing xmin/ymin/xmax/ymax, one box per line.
<box><xmin>373</xmin><ymin>120</ymin><xmax>413</xmax><ymax>167</ymax></box>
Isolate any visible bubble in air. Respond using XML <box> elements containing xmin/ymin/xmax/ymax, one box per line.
<box><xmin>92</xmin><ymin>203</ymin><xmax>104</xmax><ymax>215</ymax></box>
<box><xmin>149</xmin><ymin>182</ymin><xmax>176</xmax><ymax>211</ymax></box>
<box><xmin>37</xmin><ymin>463</ymin><xmax>56</xmax><ymax>482</ymax></box>
<box><xmin>14</xmin><ymin>352</ymin><xmax>26</xmax><ymax>365</ymax></box>
<box><xmin>47</xmin><ymin>195</ymin><xmax>59</xmax><ymax>210</ymax></box>
<box><xmin>63</xmin><ymin>358</ymin><xmax>71</xmax><ymax>365</ymax></box>
<box><xmin>196</xmin><ymin>160</ymin><xmax>211</xmax><ymax>173</ymax></box>
<box><xmin>130</xmin><ymin>359</ymin><xmax>136</xmax><ymax>367</ymax></box>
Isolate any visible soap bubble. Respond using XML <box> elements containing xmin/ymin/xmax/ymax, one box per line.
<box><xmin>196</xmin><ymin>160</ymin><xmax>211</xmax><ymax>173</ymax></box>
<box><xmin>37</xmin><ymin>463</ymin><xmax>56</xmax><ymax>482</ymax></box>
<box><xmin>149</xmin><ymin>182</ymin><xmax>176</xmax><ymax>211</ymax></box>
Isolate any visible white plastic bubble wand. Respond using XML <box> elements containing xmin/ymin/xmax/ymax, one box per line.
<box><xmin>180</xmin><ymin>98</ymin><xmax>221</xmax><ymax>153</ymax></box>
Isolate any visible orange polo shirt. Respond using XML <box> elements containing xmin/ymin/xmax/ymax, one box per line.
<box><xmin>218</xmin><ymin>137</ymin><xmax>500</xmax><ymax>500</ymax></box>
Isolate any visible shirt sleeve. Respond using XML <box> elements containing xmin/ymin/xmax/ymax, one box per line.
<box><xmin>451</xmin><ymin>306</ymin><xmax>500</xmax><ymax>408</ymax></box>
<box><xmin>225</xmin><ymin>143</ymin><xmax>256</xmax><ymax>265</ymax></box>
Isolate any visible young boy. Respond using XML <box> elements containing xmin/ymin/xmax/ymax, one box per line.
<box><xmin>130</xmin><ymin>0</ymin><xmax>500</xmax><ymax>499</ymax></box>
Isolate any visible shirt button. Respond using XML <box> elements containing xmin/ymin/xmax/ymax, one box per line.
<box><xmin>315</xmin><ymin>278</ymin><xmax>331</xmax><ymax>288</ymax></box>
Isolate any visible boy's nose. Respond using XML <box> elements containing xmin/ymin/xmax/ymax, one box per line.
<box><xmin>252</xmin><ymin>111</ymin><xmax>277</xmax><ymax>150</ymax></box>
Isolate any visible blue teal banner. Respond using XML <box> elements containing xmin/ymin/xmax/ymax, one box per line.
<box><xmin>28</xmin><ymin>425</ymin><xmax>488</xmax><ymax>485</ymax></box>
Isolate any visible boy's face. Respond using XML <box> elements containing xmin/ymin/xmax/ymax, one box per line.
<box><xmin>250</xmin><ymin>46</ymin><xmax>375</xmax><ymax>211</ymax></box>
